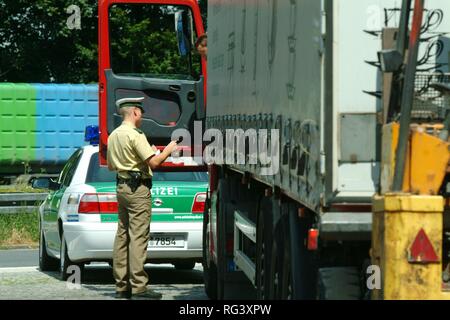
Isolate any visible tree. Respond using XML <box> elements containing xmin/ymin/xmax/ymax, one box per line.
<box><xmin>199</xmin><ymin>0</ymin><xmax>207</xmax><ymax>30</ymax></box>
<box><xmin>0</xmin><ymin>0</ymin><xmax>97</xmax><ymax>83</ymax></box>
<box><xmin>0</xmin><ymin>0</ymin><xmax>207</xmax><ymax>83</ymax></box>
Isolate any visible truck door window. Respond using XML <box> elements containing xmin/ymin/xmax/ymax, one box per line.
<box><xmin>109</xmin><ymin>4</ymin><xmax>201</xmax><ymax>80</ymax></box>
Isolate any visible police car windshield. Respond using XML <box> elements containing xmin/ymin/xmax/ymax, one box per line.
<box><xmin>85</xmin><ymin>152</ymin><xmax>208</xmax><ymax>183</ymax></box>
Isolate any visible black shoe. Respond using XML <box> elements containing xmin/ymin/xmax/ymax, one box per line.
<box><xmin>115</xmin><ymin>290</ymin><xmax>131</xmax><ymax>299</ymax></box>
<box><xmin>132</xmin><ymin>289</ymin><xmax>163</xmax><ymax>300</ymax></box>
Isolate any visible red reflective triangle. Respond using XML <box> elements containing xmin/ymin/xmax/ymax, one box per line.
<box><xmin>408</xmin><ymin>228</ymin><xmax>439</xmax><ymax>263</ymax></box>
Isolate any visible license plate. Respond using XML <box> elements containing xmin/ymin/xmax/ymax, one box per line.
<box><xmin>149</xmin><ymin>234</ymin><xmax>185</xmax><ymax>248</ymax></box>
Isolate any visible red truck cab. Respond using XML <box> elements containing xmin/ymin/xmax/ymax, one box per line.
<box><xmin>98</xmin><ymin>0</ymin><xmax>206</xmax><ymax>166</ymax></box>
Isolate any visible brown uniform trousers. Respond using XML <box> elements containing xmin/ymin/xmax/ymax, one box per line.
<box><xmin>113</xmin><ymin>183</ymin><xmax>152</xmax><ymax>294</ymax></box>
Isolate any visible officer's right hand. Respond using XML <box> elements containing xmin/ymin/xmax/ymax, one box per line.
<box><xmin>166</xmin><ymin>141</ymin><xmax>179</xmax><ymax>154</ymax></box>
<box><xmin>147</xmin><ymin>141</ymin><xmax>180</xmax><ymax>170</ymax></box>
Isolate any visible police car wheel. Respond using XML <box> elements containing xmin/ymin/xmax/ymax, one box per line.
<box><xmin>60</xmin><ymin>232</ymin><xmax>84</xmax><ymax>281</ymax></box>
<box><xmin>39</xmin><ymin>225</ymin><xmax>58</xmax><ymax>271</ymax></box>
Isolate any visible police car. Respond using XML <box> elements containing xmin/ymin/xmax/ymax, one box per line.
<box><xmin>33</xmin><ymin>129</ymin><xmax>207</xmax><ymax>280</ymax></box>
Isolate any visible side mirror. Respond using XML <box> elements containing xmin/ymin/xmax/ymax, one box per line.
<box><xmin>175</xmin><ymin>10</ymin><xmax>193</xmax><ymax>57</ymax></box>
<box><xmin>31</xmin><ymin>177</ymin><xmax>60</xmax><ymax>191</ymax></box>
<box><xmin>31</xmin><ymin>177</ymin><xmax>50</xmax><ymax>189</ymax></box>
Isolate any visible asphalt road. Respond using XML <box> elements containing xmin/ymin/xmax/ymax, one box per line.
<box><xmin>0</xmin><ymin>249</ymin><xmax>256</xmax><ymax>300</ymax></box>
<box><xmin>0</xmin><ymin>249</ymin><xmax>38</xmax><ymax>268</ymax></box>
<box><xmin>0</xmin><ymin>249</ymin><xmax>208</xmax><ymax>300</ymax></box>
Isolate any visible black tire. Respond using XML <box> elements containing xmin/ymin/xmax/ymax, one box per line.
<box><xmin>216</xmin><ymin>200</ymin><xmax>226</xmax><ymax>300</ymax></box>
<box><xmin>39</xmin><ymin>224</ymin><xmax>58</xmax><ymax>271</ymax></box>
<box><xmin>268</xmin><ymin>222</ymin><xmax>283</xmax><ymax>299</ymax></box>
<box><xmin>280</xmin><ymin>218</ymin><xmax>293</xmax><ymax>300</ymax></box>
<box><xmin>255</xmin><ymin>198</ymin><xmax>272</xmax><ymax>299</ymax></box>
<box><xmin>174</xmin><ymin>261</ymin><xmax>196</xmax><ymax>270</ymax></box>
<box><xmin>268</xmin><ymin>215</ymin><xmax>296</xmax><ymax>300</ymax></box>
<box><xmin>287</xmin><ymin>208</ymin><xmax>318</xmax><ymax>300</ymax></box>
<box><xmin>216</xmin><ymin>179</ymin><xmax>230</xmax><ymax>300</ymax></box>
<box><xmin>317</xmin><ymin>267</ymin><xmax>362</xmax><ymax>300</ymax></box>
<box><xmin>202</xmin><ymin>196</ymin><xmax>218</xmax><ymax>299</ymax></box>
<box><xmin>203</xmin><ymin>259</ymin><xmax>218</xmax><ymax>299</ymax></box>
<box><xmin>264</xmin><ymin>206</ymin><xmax>318</xmax><ymax>300</ymax></box>
<box><xmin>60</xmin><ymin>232</ymin><xmax>84</xmax><ymax>281</ymax></box>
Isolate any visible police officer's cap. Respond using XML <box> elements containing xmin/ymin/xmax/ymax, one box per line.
<box><xmin>116</xmin><ymin>97</ymin><xmax>145</xmax><ymax>113</ymax></box>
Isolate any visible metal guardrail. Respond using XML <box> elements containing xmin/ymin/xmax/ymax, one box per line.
<box><xmin>0</xmin><ymin>193</ymin><xmax>48</xmax><ymax>202</ymax></box>
<box><xmin>0</xmin><ymin>193</ymin><xmax>48</xmax><ymax>214</ymax></box>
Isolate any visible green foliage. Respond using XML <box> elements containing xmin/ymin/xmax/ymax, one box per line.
<box><xmin>0</xmin><ymin>211</ymin><xmax>39</xmax><ymax>247</ymax></box>
<box><xmin>0</xmin><ymin>0</ymin><xmax>98</xmax><ymax>83</ymax></box>
<box><xmin>199</xmin><ymin>0</ymin><xmax>207</xmax><ymax>30</ymax></box>
<box><xmin>0</xmin><ymin>0</ymin><xmax>207</xmax><ymax>83</ymax></box>
<box><xmin>109</xmin><ymin>4</ymin><xmax>191</xmax><ymax>77</ymax></box>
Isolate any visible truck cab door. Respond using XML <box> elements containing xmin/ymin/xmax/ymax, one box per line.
<box><xmin>98</xmin><ymin>0</ymin><xmax>206</xmax><ymax>165</ymax></box>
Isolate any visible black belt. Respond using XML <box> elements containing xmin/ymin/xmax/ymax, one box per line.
<box><xmin>116</xmin><ymin>177</ymin><xmax>152</xmax><ymax>183</ymax></box>
<box><xmin>117</xmin><ymin>174</ymin><xmax>152</xmax><ymax>192</ymax></box>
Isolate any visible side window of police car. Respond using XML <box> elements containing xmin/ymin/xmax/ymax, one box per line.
<box><xmin>58</xmin><ymin>149</ymin><xmax>83</xmax><ymax>187</ymax></box>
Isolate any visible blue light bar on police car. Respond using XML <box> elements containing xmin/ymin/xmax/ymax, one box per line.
<box><xmin>85</xmin><ymin>125</ymin><xmax>99</xmax><ymax>145</ymax></box>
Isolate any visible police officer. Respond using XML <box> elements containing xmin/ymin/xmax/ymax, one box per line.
<box><xmin>107</xmin><ymin>97</ymin><xmax>179</xmax><ymax>299</ymax></box>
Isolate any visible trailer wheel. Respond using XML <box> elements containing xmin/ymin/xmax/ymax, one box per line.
<box><xmin>270</xmin><ymin>215</ymin><xmax>294</xmax><ymax>300</ymax></box>
<box><xmin>256</xmin><ymin>198</ymin><xmax>272</xmax><ymax>299</ymax></box>
<box><xmin>202</xmin><ymin>195</ymin><xmax>218</xmax><ymax>299</ymax></box>
<box><xmin>216</xmin><ymin>179</ymin><xmax>230</xmax><ymax>300</ymax></box>
<box><xmin>280</xmin><ymin>217</ymin><xmax>293</xmax><ymax>299</ymax></box>
<box><xmin>317</xmin><ymin>267</ymin><xmax>362</xmax><ymax>300</ymax></box>
<box><xmin>203</xmin><ymin>261</ymin><xmax>218</xmax><ymax>299</ymax></box>
<box><xmin>216</xmin><ymin>200</ymin><xmax>227</xmax><ymax>300</ymax></box>
<box><xmin>268</xmin><ymin>221</ymin><xmax>284</xmax><ymax>299</ymax></box>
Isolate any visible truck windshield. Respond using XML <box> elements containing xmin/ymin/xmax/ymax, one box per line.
<box><xmin>109</xmin><ymin>3</ymin><xmax>200</xmax><ymax>80</ymax></box>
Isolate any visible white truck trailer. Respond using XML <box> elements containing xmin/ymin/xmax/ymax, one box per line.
<box><xmin>202</xmin><ymin>0</ymin><xmax>450</xmax><ymax>299</ymax></box>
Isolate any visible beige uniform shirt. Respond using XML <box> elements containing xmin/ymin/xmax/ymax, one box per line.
<box><xmin>107</xmin><ymin>121</ymin><xmax>156</xmax><ymax>179</ymax></box>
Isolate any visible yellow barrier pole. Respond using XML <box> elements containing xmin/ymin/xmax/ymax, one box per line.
<box><xmin>372</xmin><ymin>194</ymin><xmax>450</xmax><ymax>300</ymax></box>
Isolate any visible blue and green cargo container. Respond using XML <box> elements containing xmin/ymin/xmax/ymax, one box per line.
<box><xmin>0</xmin><ymin>83</ymin><xmax>98</xmax><ymax>175</ymax></box>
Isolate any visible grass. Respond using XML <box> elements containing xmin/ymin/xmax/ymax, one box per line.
<box><xmin>0</xmin><ymin>185</ymin><xmax>47</xmax><ymax>193</ymax></box>
<box><xmin>0</xmin><ymin>211</ymin><xmax>40</xmax><ymax>249</ymax></box>
<box><xmin>0</xmin><ymin>184</ymin><xmax>46</xmax><ymax>248</ymax></box>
